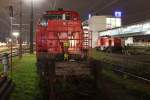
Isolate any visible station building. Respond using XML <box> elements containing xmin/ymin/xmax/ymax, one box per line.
<box><xmin>83</xmin><ymin>15</ymin><xmax>122</xmax><ymax>48</ymax></box>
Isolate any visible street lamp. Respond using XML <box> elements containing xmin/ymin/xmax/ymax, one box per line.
<box><xmin>8</xmin><ymin>5</ymin><xmax>14</xmax><ymax>78</ymax></box>
<box><xmin>12</xmin><ymin>32</ymin><xmax>19</xmax><ymax>44</ymax></box>
<box><xmin>24</xmin><ymin>0</ymin><xmax>44</xmax><ymax>54</ymax></box>
<box><xmin>12</xmin><ymin>32</ymin><xmax>19</xmax><ymax>37</ymax></box>
<box><xmin>23</xmin><ymin>0</ymin><xmax>34</xmax><ymax>54</ymax></box>
<box><xmin>19</xmin><ymin>0</ymin><xmax>23</xmax><ymax>58</ymax></box>
<box><xmin>8</xmin><ymin>38</ymin><xmax>12</xmax><ymax>42</ymax></box>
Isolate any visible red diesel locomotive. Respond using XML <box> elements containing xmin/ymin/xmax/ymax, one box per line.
<box><xmin>36</xmin><ymin>9</ymin><xmax>93</xmax><ymax>99</ymax></box>
<box><xmin>36</xmin><ymin>9</ymin><xmax>89</xmax><ymax>61</ymax></box>
<box><xmin>96</xmin><ymin>36</ymin><xmax>122</xmax><ymax>52</ymax></box>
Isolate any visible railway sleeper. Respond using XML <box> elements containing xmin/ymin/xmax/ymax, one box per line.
<box><xmin>37</xmin><ymin>57</ymin><xmax>114</xmax><ymax>100</ymax></box>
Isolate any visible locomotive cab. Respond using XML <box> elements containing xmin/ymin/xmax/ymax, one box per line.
<box><xmin>36</xmin><ymin>10</ymin><xmax>90</xmax><ymax>61</ymax></box>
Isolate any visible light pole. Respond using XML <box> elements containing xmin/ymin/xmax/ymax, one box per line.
<box><xmin>19</xmin><ymin>0</ymin><xmax>23</xmax><ymax>58</ymax></box>
<box><xmin>30</xmin><ymin>0</ymin><xmax>34</xmax><ymax>54</ymax></box>
<box><xmin>9</xmin><ymin>5</ymin><xmax>13</xmax><ymax>78</ymax></box>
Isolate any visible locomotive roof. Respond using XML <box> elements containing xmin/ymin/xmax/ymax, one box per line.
<box><xmin>45</xmin><ymin>10</ymin><xmax>79</xmax><ymax>15</ymax></box>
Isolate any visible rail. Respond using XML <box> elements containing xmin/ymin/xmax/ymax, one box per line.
<box><xmin>112</xmin><ymin>69</ymin><xmax>150</xmax><ymax>83</ymax></box>
<box><xmin>101</xmin><ymin>61</ymin><xmax>150</xmax><ymax>83</ymax></box>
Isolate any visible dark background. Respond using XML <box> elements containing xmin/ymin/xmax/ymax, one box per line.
<box><xmin>0</xmin><ymin>0</ymin><xmax>150</xmax><ymax>40</ymax></box>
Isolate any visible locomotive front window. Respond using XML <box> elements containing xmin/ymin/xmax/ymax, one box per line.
<box><xmin>46</xmin><ymin>14</ymin><xmax>62</xmax><ymax>20</ymax></box>
<box><xmin>39</xmin><ymin>17</ymin><xmax>48</xmax><ymax>27</ymax></box>
<box><xmin>39</xmin><ymin>15</ymin><xmax>61</xmax><ymax>27</ymax></box>
<box><xmin>66</xmin><ymin>15</ymin><xmax>71</xmax><ymax>20</ymax></box>
<box><xmin>39</xmin><ymin>14</ymin><xmax>73</xmax><ymax>26</ymax></box>
<box><xmin>45</xmin><ymin>14</ymin><xmax>71</xmax><ymax>20</ymax></box>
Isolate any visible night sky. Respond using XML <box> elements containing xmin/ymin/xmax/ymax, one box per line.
<box><xmin>0</xmin><ymin>0</ymin><xmax>150</xmax><ymax>40</ymax></box>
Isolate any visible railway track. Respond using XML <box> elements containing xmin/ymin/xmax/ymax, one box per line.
<box><xmin>55</xmin><ymin>61</ymin><xmax>91</xmax><ymax>76</ymax></box>
<box><xmin>101</xmin><ymin>61</ymin><xmax>150</xmax><ymax>84</ymax></box>
<box><xmin>38</xmin><ymin>56</ymin><xmax>150</xmax><ymax>100</ymax></box>
<box><xmin>112</xmin><ymin>69</ymin><xmax>150</xmax><ymax>83</ymax></box>
<box><xmin>37</xmin><ymin>58</ymin><xmax>112</xmax><ymax>100</ymax></box>
<box><xmin>0</xmin><ymin>76</ymin><xmax>15</xmax><ymax>100</ymax></box>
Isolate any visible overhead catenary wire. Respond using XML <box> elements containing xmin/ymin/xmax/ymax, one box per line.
<box><xmin>88</xmin><ymin>0</ymin><xmax>150</xmax><ymax>24</ymax></box>
<box><xmin>84</xmin><ymin>1</ymin><xmax>103</xmax><ymax>13</ymax></box>
<box><xmin>92</xmin><ymin>0</ymin><xmax>120</xmax><ymax>14</ymax></box>
<box><xmin>80</xmin><ymin>0</ymin><xmax>121</xmax><ymax>20</ymax></box>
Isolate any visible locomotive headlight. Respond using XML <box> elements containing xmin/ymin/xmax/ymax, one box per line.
<box><xmin>41</xmin><ymin>21</ymin><xmax>48</xmax><ymax>27</ymax></box>
<box><xmin>69</xmin><ymin>36</ymin><xmax>76</xmax><ymax>47</ymax></box>
<box><xmin>40</xmin><ymin>19</ymin><xmax>48</xmax><ymax>27</ymax></box>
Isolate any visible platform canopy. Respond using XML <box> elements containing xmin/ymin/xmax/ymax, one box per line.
<box><xmin>99</xmin><ymin>20</ymin><xmax>150</xmax><ymax>37</ymax></box>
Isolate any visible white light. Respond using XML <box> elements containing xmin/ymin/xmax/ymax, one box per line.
<box><xmin>145</xmin><ymin>31</ymin><xmax>150</xmax><ymax>34</ymax></box>
<box><xmin>69</xmin><ymin>36</ymin><xmax>76</xmax><ymax>47</ymax></box>
<box><xmin>12</xmin><ymin>32</ymin><xmax>19</xmax><ymax>37</ymax></box>
<box><xmin>8</xmin><ymin>39</ymin><xmax>12</xmax><ymax>42</ymax></box>
<box><xmin>114</xmin><ymin>11</ymin><xmax>122</xmax><ymax>18</ymax></box>
<box><xmin>88</xmin><ymin>14</ymin><xmax>92</xmax><ymax>19</ymax></box>
<box><xmin>83</xmin><ymin>26</ymin><xmax>89</xmax><ymax>29</ymax></box>
<box><xmin>23</xmin><ymin>0</ymin><xmax>44</xmax><ymax>5</ymax></box>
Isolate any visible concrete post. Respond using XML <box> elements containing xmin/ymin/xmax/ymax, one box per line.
<box><xmin>2</xmin><ymin>53</ymin><xmax>9</xmax><ymax>76</ymax></box>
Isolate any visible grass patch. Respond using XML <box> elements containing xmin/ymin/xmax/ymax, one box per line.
<box><xmin>127</xmin><ymin>46</ymin><xmax>150</xmax><ymax>55</ymax></box>
<box><xmin>9</xmin><ymin>54</ymin><xmax>43</xmax><ymax>100</ymax></box>
<box><xmin>0</xmin><ymin>64</ymin><xmax>3</xmax><ymax>73</ymax></box>
<box><xmin>92</xmin><ymin>49</ymin><xmax>150</xmax><ymax>99</ymax></box>
<box><xmin>92</xmin><ymin>49</ymin><xmax>150</xmax><ymax>79</ymax></box>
